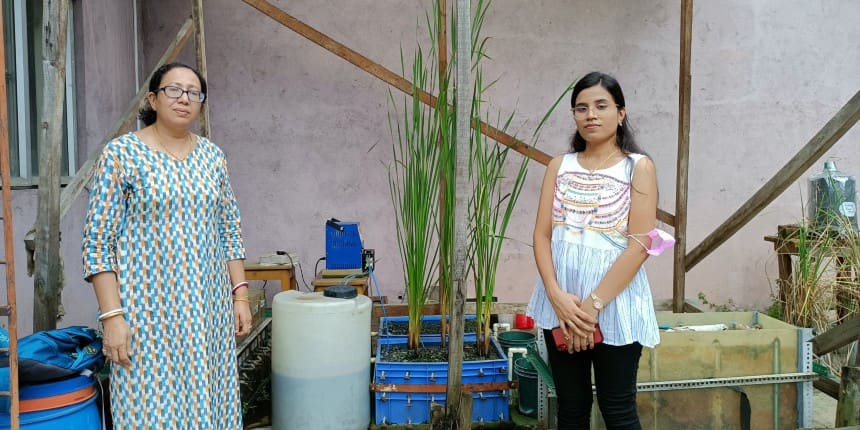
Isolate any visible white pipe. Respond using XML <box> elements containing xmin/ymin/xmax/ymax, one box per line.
<box><xmin>507</xmin><ymin>347</ymin><xmax>528</xmax><ymax>381</ymax></box>
<box><xmin>492</xmin><ymin>322</ymin><xmax>511</xmax><ymax>342</ymax></box>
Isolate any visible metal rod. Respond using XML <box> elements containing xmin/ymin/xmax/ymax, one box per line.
<box><xmin>630</xmin><ymin>372</ymin><xmax>817</xmax><ymax>393</ymax></box>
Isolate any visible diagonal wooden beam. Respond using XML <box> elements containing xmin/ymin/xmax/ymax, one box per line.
<box><xmin>685</xmin><ymin>89</ymin><xmax>860</xmax><ymax>271</ymax></box>
<box><xmin>241</xmin><ymin>0</ymin><xmax>548</xmax><ymax>163</ymax></box>
<box><xmin>240</xmin><ymin>0</ymin><xmax>675</xmax><ymax>225</ymax></box>
<box><xmin>811</xmin><ymin>315</ymin><xmax>860</xmax><ymax>357</ymax></box>
<box><xmin>57</xmin><ymin>17</ymin><xmax>194</xmax><ymax>220</ymax></box>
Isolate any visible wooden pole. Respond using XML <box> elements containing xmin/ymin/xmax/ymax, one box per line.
<box><xmin>445</xmin><ymin>0</ymin><xmax>472</xmax><ymax>426</ymax></box>
<box><xmin>0</xmin><ymin>0</ymin><xmax>21</xmax><ymax>425</ymax></box>
<box><xmin>34</xmin><ymin>0</ymin><xmax>69</xmax><ymax>331</ymax></box>
<box><xmin>56</xmin><ymin>18</ymin><xmax>194</xmax><ymax>220</ymax></box>
<box><xmin>192</xmin><ymin>0</ymin><xmax>210</xmax><ymax>138</ymax></box>
<box><xmin>685</xmin><ymin>89</ymin><xmax>860</xmax><ymax>271</ymax></box>
<box><xmin>436</xmin><ymin>0</ymin><xmax>450</xmax><ymax>340</ymax></box>
<box><xmin>836</xmin><ymin>366</ymin><xmax>860</xmax><ymax>427</ymax></box>
<box><xmin>673</xmin><ymin>0</ymin><xmax>693</xmax><ymax>312</ymax></box>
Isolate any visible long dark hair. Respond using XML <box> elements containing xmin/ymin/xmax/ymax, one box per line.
<box><xmin>137</xmin><ymin>62</ymin><xmax>207</xmax><ymax>126</ymax></box>
<box><xmin>568</xmin><ymin>71</ymin><xmax>644</xmax><ymax>155</ymax></box>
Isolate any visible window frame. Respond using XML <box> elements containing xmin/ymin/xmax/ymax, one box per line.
<box><xmin>6</xmin><ymin>0</ymin><xmax>76</xmax><ymax>187</ymax></box>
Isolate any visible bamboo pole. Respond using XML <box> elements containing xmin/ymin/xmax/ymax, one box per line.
<box><xmin>445</xmin><ymin>1</ymin><xmax>472</xmax><ymax>425</ymax></box>
<box><xmin>34</xmin><ymin>0</ymin><xmax>69</xmax><ymax>331</ymax></box>
<box><xmin>0</xmin><ymin>0</ymin><xmax>20</xmax><ymax>425</ymax></box>
<box><xmin>436</xmin><ymin>0</ymin><xmax>450</xmax><ymax>340</ymax></box>
<box><xmin>192</xmin><ymin>0</ymin><xmax>211</xmax><ymax>138</ymax></box>
<box><xmin>239</xmin><ymin>0</ymin><xmax>675</xmax><ymax>225</ymax></box>
<box><xmin>57</xmin><ymin>18</ymin><xmax>194</xmax><ymax>220</ymax></box>
<box><xmin>685</xmin><ymin>89</ymin><xmax>860</xmax><ymax>271</ymax></box>
<box><xmin>673</xmin><ymin>0</ymin><xmax>693</xmax><ymax>312</ymax></box>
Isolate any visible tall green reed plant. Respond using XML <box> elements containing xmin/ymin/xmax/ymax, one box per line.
<box><xmin>387</xmin><ymin>45</ymin><xmax>442</xmax><ymax>350</ymax></box>
<box><xmin>389</xmin><ymin>0</ymin><xmax>568</xmax><ymax>353</ymax></box>
<box><xmin>789</xmin><ymin>211</ymin><xmax>860</xmax><ymax>378</ymax></box>
<box><xmin>468</xmin><ymin>72</ymin><xmax>569</xmax><ymax>355</ymax></box>
<box><xmin>782</xmin><ymin>221</ymin><xmax>837</xmax><ymax>329</ymax></box>
<box><xmin>428</xmin><ymin>0</ymin><xmax>455</xmax><ymax>341</ymax></box>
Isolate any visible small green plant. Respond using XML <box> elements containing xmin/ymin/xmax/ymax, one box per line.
<box><xmin>696</xmin><ymin>291</ymin><xmax>742</xmax><ymax>312</ymax></box>
<box><xmin>764</xmin><ymin>297</ymin><xmax>782</xmax><ymax>321</ymax></box>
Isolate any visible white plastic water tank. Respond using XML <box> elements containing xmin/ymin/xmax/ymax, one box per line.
<box><xmin>272</xmin><ymin>286</ymin><xmax>371</xmax><ymax>430</ymax></box>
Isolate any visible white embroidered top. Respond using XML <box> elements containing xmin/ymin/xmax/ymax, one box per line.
<box><xmin>526</xmin><ymin>152</ymin><xmax>661</xmax><ymax>348</ymax></box>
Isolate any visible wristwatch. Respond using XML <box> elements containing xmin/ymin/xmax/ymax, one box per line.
<box><xmin>590</xmin><ymin>292</ymin><xmax>604</xmax><ymax>312</ymax></box>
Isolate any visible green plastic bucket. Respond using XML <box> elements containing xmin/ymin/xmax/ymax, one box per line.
<box><xmin>514</xmin><ymin>357</ymin><xmax>538</xmax><ymax>418</ymax></box>
<box><xmin>497</xmin><ymin>330</ymin><xmax>536</xmax><ymax>354</ymax></box>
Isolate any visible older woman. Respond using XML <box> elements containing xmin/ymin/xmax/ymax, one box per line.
<box><xmin>82</xmin><ymin>62</ymin><xmax>252</xmax><ymax>429</ymax></box>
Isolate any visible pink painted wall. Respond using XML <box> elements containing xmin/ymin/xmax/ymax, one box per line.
<box><xmin>4</xmin><ymin>0</ymin><xmax>858</xmax><ymax>334</ymax></box>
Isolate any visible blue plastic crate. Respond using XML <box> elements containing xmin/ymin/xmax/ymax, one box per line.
<box><xmin>373</xmin><ymin>336</ymin><xmax>510</xmax><ymax>425</ymax></box>
<box><xmin>325</xmin><ymin>221</ymin><xmax>363</xmax><ymax>269</ymax></box>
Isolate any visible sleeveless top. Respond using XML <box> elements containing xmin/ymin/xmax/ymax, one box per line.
<box><xmin>526</xmin><ymin>152</ymin><xmax>660</xmax><ymax>348</ymax></box>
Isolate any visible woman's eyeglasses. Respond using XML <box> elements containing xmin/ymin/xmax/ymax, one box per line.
<box><xmin>158</xmin><ymin>85</ymin><xmax>206</xmax><ymax>103</ymax></box>
<box><xmin>571</xmin><ymin>103</ymin><xmax>619</xmax><ymax>118</ymax></box>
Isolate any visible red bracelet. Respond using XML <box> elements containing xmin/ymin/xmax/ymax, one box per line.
<box><xmin>231</xmin><ymin>281</ymin><xmax>249</xmax><ymax>294</ymax></box>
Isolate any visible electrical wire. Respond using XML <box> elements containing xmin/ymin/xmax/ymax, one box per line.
<box><xmin>369</xmin><ymin>266</ymin><xmax>387</xmax><ymax>331</ymax></box>
<box><xmin>314</xmin><ymin>257</ymin><xmax>325</xmax><ymax>281</ymax></box>
<box><xmin>283</xmin><ymin>253</ymin><xmax>311</xmax><ymax>292</ymax></box>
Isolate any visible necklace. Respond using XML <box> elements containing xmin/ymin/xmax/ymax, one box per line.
<box><xmin>576</xmin><ymin>149</ymin><xmax>622</xmax><ymax>229</ymax></box>
<box><xmin>581</xmin><ymin>149</ymin><xmax>621</xmax><ymax>177</ymax></box>
<box><xmin>153</xmin><ymin>126</ymin><xmax>193</xmax><ymax>161</ymax></box>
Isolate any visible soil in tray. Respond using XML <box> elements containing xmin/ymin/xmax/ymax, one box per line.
<box><xmin>380</xmin><ymin>342</ymin><xmax>499</xmax><ymax>362</ymax></box>
<box><xmin>383</xmin><ymin>318</ymin><xmax>479</xmax><ymax>335</ymax></box>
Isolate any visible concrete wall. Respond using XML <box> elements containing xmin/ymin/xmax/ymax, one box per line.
<box><xmin>6</xmin><ymin>0</ymin><xmax>858</xmax><ymax>334</ymax></box>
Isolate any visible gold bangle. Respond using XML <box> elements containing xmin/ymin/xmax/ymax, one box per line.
<box><xmin>233</xmin><ymin>297</ymin><xmax>250</xmax><ymax>302</ymax></box>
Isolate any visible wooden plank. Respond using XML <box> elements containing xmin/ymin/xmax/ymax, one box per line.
<box><xmin>57</xmin><ymin>18</ymin><xmax>194</xmax><ymax>220</ymax></box>
<box><xmin>815</xmin><ymin>378</ymin><xmax>841</xmax><ymax>399</ymax></box>
<box><xmin>456</xmin><ymin>392</ymin><xmax>472</xmax><ymax>430</ymax></box>
<box><xmin>812</xmin><ymin>315</ymin><xmax>860</xmax><ymax>357</ymax></box>
<box><xmin>836</xmin><ymin>366</ymin><xmax>860</xmax><ymax>426</ymax></box>
<box><xmin>34</xmin><ymin>0</ymin><xmax>70</xmax><ymax>332</ymax></box>
<box><xmin>673</xmin><ymin>0</ymin><xmax>693</xmax><ymax>312</ymax></box>
<box><xmin>446</xmin><ymin>0</ymin><xmax>472</xmax><ymax>417</ymax></box>
<box><xmin>371</xmin><ymin>381</ymin><xmax>511</xmax><ymax>393</ymax></box>
<box><xmin>0</xmin><ymin>1</ymin><xmax>20</xmax><ymax>424</ymax></box>
<box><xmin>192</xmin><ymin>0</ymin><xmax>210</xmax><ymax>138</ymax></box>
<box><xmin>686</xmin><ymin>89</ymin><xmax>860</xmax><ymax>271</ymax></box>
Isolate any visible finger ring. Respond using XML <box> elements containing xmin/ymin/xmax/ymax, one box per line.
<box><xmin>563</xmin><ymin>335</ymin><xmax>569</xmax><ymax>340</ymax></box>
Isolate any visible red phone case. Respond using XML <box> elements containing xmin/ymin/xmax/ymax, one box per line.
<box><xmin>552</xmin><ymin>324</ymin><xmax>603</xmax><ymax>351</ymax></box>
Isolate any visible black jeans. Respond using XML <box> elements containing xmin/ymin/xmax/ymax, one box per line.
<box><xmin>543</xmin><ymin>329</ymin><xmax>643</xmax><ymax>430</ymax></box>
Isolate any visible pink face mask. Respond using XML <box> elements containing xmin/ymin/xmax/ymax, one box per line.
<box><xmin>629</xmin><ymin>228</ymin><xmax>676</xmax><ymax>256</ymax></box>
<box><xmin>646</xmin><ymin>228</ymin><xmax>675</xmax><ymax>256</ymax></box>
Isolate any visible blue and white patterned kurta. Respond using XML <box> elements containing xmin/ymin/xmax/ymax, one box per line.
<box><xmin>527</xmin><ymin>153</ymin><xmax>660</xmax><ymax>348</ymax></box>
<box><xmin>82</xmin><ymin>132</ymin><xmax>245</xmax><ymax>429</ymax></box>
